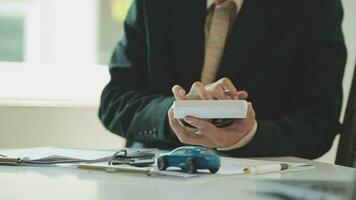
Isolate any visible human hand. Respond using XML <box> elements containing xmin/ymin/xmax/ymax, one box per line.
<box><xmin>172</xmin><ymin>78</ymin><xmax>248</xmax><ymax>101</ymax></box>
<box><xmin>168</xmin><ymin>77</ymin><xmax>255</xmax><ymax>148</ymax></box>
<box><xmin>167</xmin><ymin>102</ymin><xmax>256</xmax><ymax>148</ymax></box>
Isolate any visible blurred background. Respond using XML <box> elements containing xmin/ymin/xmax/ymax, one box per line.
<box><xmin>0</xmin><ymin>0</ymin><xmax>355</xmax><ymax>164</ymax></box>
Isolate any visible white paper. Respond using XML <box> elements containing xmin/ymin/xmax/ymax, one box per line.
<box><xmin>0</xmin><ymin>147</ymin><xmax>315</xmax><ymax>178</ymax></box>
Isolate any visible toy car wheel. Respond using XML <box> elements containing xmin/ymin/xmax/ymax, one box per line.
<box><xmin>157</xmin><ymin>157</ymin><xmax>167</xmax><ymax>171</ymax></box>
<box><xmin>185</xmin><ymin>158</ymin><xmax>197</xmax><ymax>174</ymax></box>
<box><xmin>209</xmin><ymin>168</ymin><xmax>219</xmax><ymax>173</ymax></box>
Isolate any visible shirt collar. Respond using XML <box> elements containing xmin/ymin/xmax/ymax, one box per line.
<box><xmin>207</xmin><ymin>0</ymin><xmax>214</xmax><ymax>8</ymax></box>
<box><xmin>207</xmin><ymin>0</ymin><xmax>244</xmax><ymax>14</ymax></box>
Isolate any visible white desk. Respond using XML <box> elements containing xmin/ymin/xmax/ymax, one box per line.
<box><xmin>0</xmin><ymin>147</ymin><xmax>355</xmax><ymax>200</ymax></box>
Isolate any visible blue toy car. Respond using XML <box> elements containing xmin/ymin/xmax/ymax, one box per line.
<box><xmin>157</xmin><ymin>146</ymin><xmax>221</xmax><ymax>173</ymax></box>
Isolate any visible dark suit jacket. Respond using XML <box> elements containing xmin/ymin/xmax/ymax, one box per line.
<box><xmin>99</xmin><ymin>0</ymin><xmax>347</xmax><ymax>159</ymax></box>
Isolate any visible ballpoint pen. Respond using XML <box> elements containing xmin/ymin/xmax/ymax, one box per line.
<box><xmin>243</xmin><ymin>163</ymin><xmax>314</xmax><ymax>175</ymax></box>
<box><xmin>78</xmin><ymin>163</ymin><xmax>155</xmax><ymax>176</ymax></box>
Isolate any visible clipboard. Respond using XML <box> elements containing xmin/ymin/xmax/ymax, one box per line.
<box><xmin>0</xmin><ymin>148</ymin><xmax>156</xmax><ymax>167</ymax></box>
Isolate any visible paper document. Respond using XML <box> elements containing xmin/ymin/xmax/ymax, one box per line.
<box><xmin>0</xmin><ymin>147</ymin><xmax>116</xmax><ymax>165</ymax></box>
<box><xmin>256</xmin><ymin>180</ymin><xmax>353</xmax><ymax>200</ymax></box>
<box><xmin>0</xmin><ymin>147</ymin><xmax>315</xmax><ymax>178</ymax></box>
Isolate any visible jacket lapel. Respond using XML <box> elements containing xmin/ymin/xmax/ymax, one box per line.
<box><xmin>169</xmin><ymin>0</ymin><xmax>207</xmax><ymax>88</ymax></box>
<box><xmin>218</xmin><ymin>0</ymin><xmax>280</xmax><ymax>79</ymax></box>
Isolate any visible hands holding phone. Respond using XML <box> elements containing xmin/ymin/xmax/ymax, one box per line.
<box><xmin>168</xmin><ymin>78</ymin><xmax>256</xmax><ymax>149</ymax></box>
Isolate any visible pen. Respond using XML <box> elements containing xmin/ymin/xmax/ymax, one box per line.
<box><xmin>78</xmin><ymin>164</ymin><xmax>155</xmax><ymax>176</ymax></box>
<box><xmin>0</xmin><ymin>157</ymin><xmax>28</xmax><ymax>165</ymax></box>
<box><xmin>243</xmin><ymin>163</ymin><xmax>292</xmax><ymax>175</ymax></box>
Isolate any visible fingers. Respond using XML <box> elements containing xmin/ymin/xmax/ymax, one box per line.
<box><xmin>184</xmin><ymin>116</ymin><xmax>235</xmax><ymax>148</ymax></box>
<box><xmin>184</xmin><ymin>117</ymin><xmax>225</xmax><ymax>148</ymax></box>
<box><xmin>218</xmin><ymin>78</ymin><xmax>249</xmax><ymax>100</ymax></box>
<box><xmin>187</xmin><ymin>82</ymin><xmax>212</xmax><ymax>100</ymax></box>
<box><xmin>217</xmin><ymin>78</ymin><xmax>240</xmax><ymax>100</ymax></box>
<box><xmin>168</xmin><ymin>109</ymin><xmax>207</xmax><ymax>145</ymax></box>
<box><xmin>169</xmin><ymin>81</ymin><xmax>255</xmax><ymax>148</ymax></box>
<box><xmin>172</xmin><ymin>82</ymin><xmax>213</xmax><ymax>101</ymax></box>
<box><xmin>205</xmin><ymin>78</ymin><xmax>240</xmax><ymax>100</ymax></box>
<box><xmin>168</xmin><ymin>108</ymin><xmax>189</xmax><ymax>138</ymax></box>
<box><xmin>236</xmin><ymin>90</ymin><xmax>248</xmax><ymax>100</ymax></box>
<box><xmin>218</xmin><ymin>78</ymin><xmax>238</xmax><ymax>93</ymax></box>
<box><xmin>172</xmin><ymin>85</ymin><xmax>188</xmax><ymax>100</ymax></box>
<box><xmin>184</xmin><ymin>117</ymin><xmax>215</xmax><ymax>132</ymax></box>
<box><xmin>247</xmin><ymin>102</ymin><xmax>256</xmax><ymax>120</ymax></box>
<box><xmin>172</xmin><ymin>78</ymin><xmax>246</xmax><ymax>101</ymax></box>
<box><xmin>207</xmin><ymin>83</ymin><xmax>230</xmax><ymax>100</ymax></box>
<box><xmin>224</xmin><ymin>102</ymin><xmax>255</xmax><ymax>133</ymax></box>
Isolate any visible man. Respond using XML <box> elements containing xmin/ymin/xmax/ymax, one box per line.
<box><xmin>99</xmin><ymin>0</ymin><xmax>346</xmax><ymax>159</ymax></box>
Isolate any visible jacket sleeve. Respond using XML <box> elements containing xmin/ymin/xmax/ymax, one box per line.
<box><xmin>99</xmin><ymin>0</ymin><xmax>177</xmax><ymax>146</ymax></box>
<box><xmin>225</xmin><ymin>0</ymin><xmax>347</xmax><ymax>159</ymax></box>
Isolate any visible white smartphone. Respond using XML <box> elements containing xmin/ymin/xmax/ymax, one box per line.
<box><xmin>172</xmin><ymin>100</ymin><xmax>248</xmax><ymax>119</ymax></box>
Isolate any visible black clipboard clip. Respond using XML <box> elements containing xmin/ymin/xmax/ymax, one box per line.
<box><xmin>0</xmin><ymin>157</ymin><xmax>29</xmax><ymax>165</ymax></box>
<box><xmin>108</xmin><ymin>149</ymin><xmax>155</xmax><ymax>167</ymax></box>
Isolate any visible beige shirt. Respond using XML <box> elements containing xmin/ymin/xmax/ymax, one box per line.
<box><xmin>203</xmin><ymin>0</ymin><xmax>257</xmax><ymax>151</ymax></box>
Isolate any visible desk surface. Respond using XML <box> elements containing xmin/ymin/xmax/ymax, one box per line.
<box><xmin>0</xmin><ymin>148</ymin><xmax>355</xmax><ymax>200</ymax></box>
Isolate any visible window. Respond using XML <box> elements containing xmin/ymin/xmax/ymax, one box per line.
<box><xmin>0</xmin><ymin>17</ymin><xmax>24</xmax><ymax>61</ymax></box>
<box><xmin>0</xmin><ymin>0</ymin><xmax>26</xmax><ymax>62</ymax></box>
<box><xmin>0</xmin><ymin>0</ymin><xmax>133</xmax><ymax>106</ymax></box>
<box><xmin>98</xmin><ymin>0</ymin><xmax>132</xmax><ymax>64</ymax></box>
<box><xmin>0</xmin><ymin>0</ymin><xmax>133</xmax><ymax>64</ymax></box>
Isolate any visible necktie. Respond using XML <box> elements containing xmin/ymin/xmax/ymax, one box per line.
<box><xmin>201</xmin><ymin>1</ymin><xmax>237</xmax><ymax>85</ymax></box>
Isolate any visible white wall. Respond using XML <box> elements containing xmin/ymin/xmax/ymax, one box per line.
<box><xmin>316</xmin><ymin>0</ymin><xmax>356</xmax><ymax>164</ymax></box>
<box><xmin>0</xmin><ymin>106</ymin><xmax>125</xmax><ymax>149</ymax></box>
<box><xmin>340</xmin><ymin>0</ymin><xmax>356</xmax><ymax>119</ymax></box>
<box><xmin>0</xmin><ymin>63</ymin><xmax>126</xmax><ymax>150</ymax></box>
